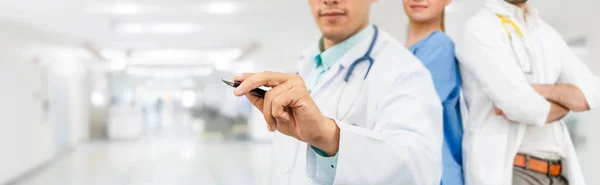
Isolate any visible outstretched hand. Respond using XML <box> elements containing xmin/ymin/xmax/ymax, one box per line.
<box><xmin>233</xmin><ymin>72</ymin><xmax>340</xmax><ymax>155</ymax></box>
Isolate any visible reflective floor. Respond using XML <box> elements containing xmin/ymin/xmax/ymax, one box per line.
<box><xmin>15</xmin><ymin>127</ymin><xmax>272</xmax><ymax>185</ymax></box>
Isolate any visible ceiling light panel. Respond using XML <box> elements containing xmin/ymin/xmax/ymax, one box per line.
<box><xmin>131</xmin><ymin>48</ymin><xmax>241</xmax><ymax>60</ymax></box>
<box><xmin>85</xmin><ymin>2</ymin><xmax>242</xmax><ymax>14</ymax></box>
<box><xmin>150</xmin><ymin>23</ymin><xmax>199</xmax><ymax>34</ymax></box>
<box><xmin>116</xmin><ymin>48</ymin><xmax>242</xmax><ymax>66</ymax></box>
<box><xmin>85</xmin><ymin>3</ymin><xmax>145</xmax><ymax>15</ymax></box>
<box><xmin>112</xmin><ymin>3</ymin><xmax>141</xmax><ymax>14</ymax></box>
<box><xmin>126</xmin><ymin>67</ymin><xmax>214</xmax><ymax>79</ymax></box>
<box><xmin>114</xmin><ymin>23</ymin><xmax>201</xmax><ymax>34</ymax></box>
<box><xmin>206</xmin><ymin>2</ymin><xmax>237</xmax><ymax>14</ymax></box>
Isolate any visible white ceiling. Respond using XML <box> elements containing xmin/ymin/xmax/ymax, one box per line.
<box><xmin>0</xmin><ymin>0</ymin><xmax>585</xmax><ymax>72</ymax></box>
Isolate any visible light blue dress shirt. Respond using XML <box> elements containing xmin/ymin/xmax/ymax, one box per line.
<box><xmin>408</xmin><ymin>30</ymin><xmax>464</xmax><ymax>185</ymax></box>
<box><xmin>306</xmin><ymin>25</ymin><xmax>374</xmax><ymax>185</ymax></box>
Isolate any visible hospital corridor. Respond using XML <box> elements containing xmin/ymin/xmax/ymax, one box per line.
<box><xmin>2</xmin><ymin>0</ymin><xmax>600</xmax><ymax>185</ymax></box>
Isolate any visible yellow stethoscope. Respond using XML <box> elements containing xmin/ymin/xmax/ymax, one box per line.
<box><xmin>497</xmin><ymin>14</ymin><xmax>533</xmax><ymax>74</ymax></box>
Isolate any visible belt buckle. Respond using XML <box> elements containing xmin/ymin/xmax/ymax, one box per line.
<box><xmin>525</xmin><ymin>155</ymin><xmax>531</xmax><ymax>170</ymax></box>
<box><xmin>547</xmin><ymin>160</ymin><xmax>561</xmax><ymax>177</ymax></box>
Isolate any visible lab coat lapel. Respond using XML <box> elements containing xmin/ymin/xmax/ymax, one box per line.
<box><xmin>485</xmin><ymin>0</ymin><xmax>508</xmax><ymax>15</ymax></box>
<box><xmin>307</xmin><ymin>29</ymin><xmax>379</xmax><ymax>120</ymax></box>
<box><xmin>309</xmin><ymin>64</ymin><xmax>343</xmax><ymax>98</ymax></box>
<box><xmin>486</xmin><ymin>4</ymin><xmax>536</xmax><ymax>82</ymax></box>
<box><xmin>309</xmin><ymin>36</ymin><xmax>372</xmax><ymax>97</ymax></box>
<box><xmin>297</xmin><ymin>40</ymin><xmax>345</xmax><ymax>97</ymax></box>
<box><xmin>334</xmin><ymin>35</ymin><xmax>379</xmax><ymax>120</ymax></box>
<box><xmin>297</xmin><ymin>42</ymin><xmax>319</xmax><ymax>78</ymax></box>
<box><xmin>337</xmin><ymin>34</ymin><xmax>374</xmax><ymax>70</ymax></box>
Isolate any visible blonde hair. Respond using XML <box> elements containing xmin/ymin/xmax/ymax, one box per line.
<box><xmin>440</xmin><ymin>8</ymin><xmax>446</xmax><ymax>32</ymax></box>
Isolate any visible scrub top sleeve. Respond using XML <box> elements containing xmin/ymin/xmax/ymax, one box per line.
<box><xmin>414</xmin><ymin>43</ymin><xmax>459</xmax><ymax>102</ymax></box>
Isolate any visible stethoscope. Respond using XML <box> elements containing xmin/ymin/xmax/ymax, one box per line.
<box><xmin>335</xmin><ymin>25</ymin><xmax>380</xmax><ymax>120</ymax></box>
<box><xmin>497</xmin><ymin>14</ymin><xmax>534</xmax><ymax>74</ymax></box>
<box><xmin>343</xmin><ymin>25</ymin><xmax>379</xmax><ymax>82</ymax></box>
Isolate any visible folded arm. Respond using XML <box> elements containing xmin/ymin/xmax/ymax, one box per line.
<box><xmin>533</xmin><ymin>84</ymin><xmax>590</xmax><ymax>112</ymax></box>
<box><xmin>456</xmin><ymin>22</ymin><xmax>554</xmax><ymax>127</ymax></box>
<box><xmin>492</xmin><ymin>30</ymin><xmax>600</xmax><ymax>122</ymax></box>
<box><xmin>495</xmin><ymin>100</ymin><xmax>568</xmax><ymax>123</ymax></box>
<box><xmin>553</xmin><ymin>32</ymin><xmax>600</xmax><ymax>111</ymax></box>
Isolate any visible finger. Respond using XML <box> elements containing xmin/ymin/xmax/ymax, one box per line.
<box><xmin>271</xmin><ymin>86</ymin><xmax>300</xmax><ymax>123</ymax></box>
<box><xmin>234</xmin><ymin>72</ymin><xmax>291</xmax><ymax>96</ymax></box>
<box><xmin>244</xmin><ymin>93</ymin><xmax>264</xmax><ymax>111</ymax></box>
<box><xmin>273</xmin><ymin>109</ymin><xmax>297</xmax><ymax>139</ymax></box>
<box><xmin>273</xmin><ymin>108</ymin><xmax>295</xmax><ymax>137</ymax></box>
<box><xmin>263</xmin><ymin>82</ymin><xmax>293</xmax><ymax>131</ymax></box>
<box><xmin>233</xmin><ymin>73</ymin><xmax>256</xmax><ymax>82</ymax></box>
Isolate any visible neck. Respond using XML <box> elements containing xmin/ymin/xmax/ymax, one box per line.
<box><xmin>509</xmin><ymin>2</ymin><xmax>528</xmax><ymax>19</ymax></box>
<box><xmin>323</xmin><ymin>39</ymin><xmax>337</xmax><ymax>52</ymax></box>
<box><xmin>512</xmin><ymin>2</ymin><xmax>527</xmax><ymax>9</ymax></box>
<box><xmin>406</xmin><ymin>20</ymin><xmax>442</xmax><ymax>48</ymax></box>
<box><xmin>323</xmin><ymin>22</ymin><xmax>370</xmax><ymax>51</ymax></box>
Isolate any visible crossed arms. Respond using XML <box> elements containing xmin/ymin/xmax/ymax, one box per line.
<box><xmin>456</xmin><ymin>21</ymin><xmax>600</xmax><ymax>126</ymax></box>
<box><xmin>496</xmin><ymin>84</ymin><xmax>591</xmax><ymax>123</ymax></box>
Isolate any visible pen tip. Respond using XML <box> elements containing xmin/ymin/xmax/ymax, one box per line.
<box><xmin>222</xmin><ymin>79</ymin><xmax>234</xmax><ymax>86</ymax></box>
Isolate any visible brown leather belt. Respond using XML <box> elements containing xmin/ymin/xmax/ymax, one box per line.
<box><xmin>514</xmin><ymin>154</ymin><xmax>562</xmax><ymax>177</ymax></box>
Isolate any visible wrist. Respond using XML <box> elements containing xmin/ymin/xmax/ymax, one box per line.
<box><xmin>309</xmin><ymin>117</ymin><xmax>340</xmax><ymax>156</ymax></box>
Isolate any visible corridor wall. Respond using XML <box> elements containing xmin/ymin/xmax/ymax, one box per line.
<box><xmin>0</xmin><ymin>19</ymin><xmax>90</xmax><ymax>184</ymax></box>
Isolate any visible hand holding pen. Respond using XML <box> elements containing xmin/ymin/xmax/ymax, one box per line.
<box><xmin>225</xmin><ymin>72</ymin><xmax>340</xmax><ymax>156</ymax></box>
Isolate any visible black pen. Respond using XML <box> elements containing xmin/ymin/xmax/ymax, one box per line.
<box><xmin>222</xmin><ymin>79</ymin><xmax>268</xmax><ymax>98</ymax></box>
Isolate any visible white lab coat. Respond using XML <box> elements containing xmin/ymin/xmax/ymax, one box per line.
<box><xmin>456</xmin><ymin>1</ymin><xmax>600</xmax><ymax>185</ymax></box>
<box><xmin>268</xmin><ymin>28</ymin><xmax>443</xmax><ymax>185</ymax></box>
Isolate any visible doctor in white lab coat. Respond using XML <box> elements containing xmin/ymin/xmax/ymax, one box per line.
<box><xmin>456</xmin><ymin>0</ymin><xmax>600</xmax><ymax>184</ymax></box>
<box><xmin>231</xmin><ymin>0</ymin><xmax>443</xmax><ymax>184</ymax></box>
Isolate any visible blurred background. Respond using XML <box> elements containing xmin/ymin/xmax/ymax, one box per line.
<box><xmin>0</xmin><ymin>0</ymin><xmax>599</xmax><ymax>184</ymax></box>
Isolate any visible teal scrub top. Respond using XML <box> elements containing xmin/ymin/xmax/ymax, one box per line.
<box><xmin>408</xmin><ymin>30</ymin><xmax>465</xmax><ymax>185</ymax></box>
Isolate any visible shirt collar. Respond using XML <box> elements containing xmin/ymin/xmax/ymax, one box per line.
<box><xmin>314</xmin><ymin>24</ymin><xmax>374</xmax><ymax>70</ymax></box>
<box><xmin>487</xmin><ymin>1</ymin><xmax>539</xmax><ymax>26</ymax></box>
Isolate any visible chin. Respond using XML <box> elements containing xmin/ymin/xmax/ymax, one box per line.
<box><xmin>409</xmin><ymin>16</ymin><xmax>434</xmax><ymax>24</ymax></box>
<box><xmin>320</xmin><ymin>26</ymin><xmax>348</xmax><ymax>41</ymax></box>
<box><xmin>505</xmin><ymin>0</ymin><xmax>528</xmax><ymax>3</ymax></box>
